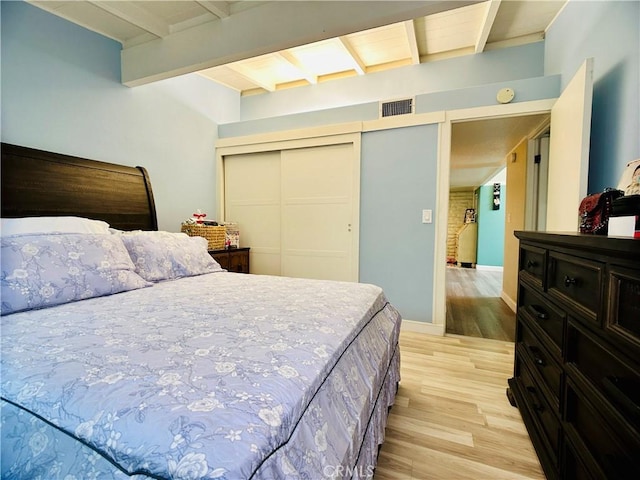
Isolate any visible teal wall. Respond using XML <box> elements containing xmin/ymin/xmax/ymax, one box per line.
<box><xmin>476</xmin><ymin>184</ymin><xmax>506</xmax><ymax>267</ymax></box>
<box><xmin>544</xmin><ymin>0</ymin><xmax>640</xmax><ymax>193</ymax></box>
<box><xmin>360</xmin><ymin>125</ymin><xmax>438</xmax><ymax>321</ymax></box>
<box><xmin>0</xmin><ymin>1</ymin><xmax>240</xmax><ymax>231</ymax></box>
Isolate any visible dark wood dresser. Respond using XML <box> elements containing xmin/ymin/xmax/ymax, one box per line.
<box><xmin>208</xmin><ymin>247</ymin><xmax>250</xmax><ymax>274</ymax></box>
<box><xmin>508</xmin><ymin>232</ymin><xmax>640</xmax><ymax>479</ymax></box>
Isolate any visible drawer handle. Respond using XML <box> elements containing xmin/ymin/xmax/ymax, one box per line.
<box><xmin>530</xmin><ymin>304</ymin><xmax>549</xmax><ymax>320</ymax></box>
<box><xmin>564</xmin><ymin>275</ymin><xmax>577</xmax><ymax>287</ymax></box>
<box><xmin>528</xmin><ymin>346</ymin><xmax>546</xmax><ymax>367</ymax></box>
<box><xmin>527</xmin><ymin>260</ymin><xmax>537</xmax><ymax>269</ymax></box>
<box><xmin>602</xmin><ymin>376</ymin><xmax>640</xmax><ymax>422</ymax></box>
<box><xmin>526</xmin><ymin>386</ymin><xmax>545</xmax><ymax>413</ymax></box>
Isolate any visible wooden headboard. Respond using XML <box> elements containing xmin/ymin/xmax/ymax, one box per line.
<box><xmin>1</xmin><ymin>143</ymin><xmax>158</xmax><ymax>231</ymax></box>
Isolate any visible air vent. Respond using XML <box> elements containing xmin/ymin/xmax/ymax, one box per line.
<box><xmin>380</xmin><ymin>98</ymin><xmax>414</xmax><ymax>118</ymax></box>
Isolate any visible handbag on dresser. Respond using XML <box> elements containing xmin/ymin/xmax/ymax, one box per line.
<box><xmin>578</xmin><ymin>188</ymin><xmax>624</xmax><ymax>234</ymax></box>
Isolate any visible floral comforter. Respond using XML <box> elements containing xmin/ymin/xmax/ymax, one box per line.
<box><xmin>1</xmin><ymin>272</ymin><xmax>401</xmax><ymax>479</ymax></box>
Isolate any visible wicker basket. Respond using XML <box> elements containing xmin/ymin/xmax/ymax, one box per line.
<box><xmin>181</xmin><ymin>224</ymin><xmax>226</xmax><ymax>250</ymax></box>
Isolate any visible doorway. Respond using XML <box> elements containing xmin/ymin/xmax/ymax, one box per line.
<box><xmin>444</xmin><ymin>114</ymin><xmax>549</xmax><ymax>341</ymax></box>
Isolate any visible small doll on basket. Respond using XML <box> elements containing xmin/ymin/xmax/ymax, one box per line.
<box><xmin>192</xmin><ymin>209</ymin><xmax>206</xmax><ymax>224</ymax></box>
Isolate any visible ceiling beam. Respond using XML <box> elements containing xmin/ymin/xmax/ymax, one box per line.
<box><xmin>475</xmin><ymin>0</ymin><xmax>501</xmax><ymax>53</ymax></box>
<box><xmin>338</xmin><ymin>37</ymin><xmax>366</xmax><ymax>75</ymax></box>
<box><xmin>121</xmin><ymin>0</ymin><xmax>482</xmax><ymax>86</ymax></box>
<box><xmin>89</xmin><ymin>1</ymin><xmax>170</xmax><ymax>38</ymax></box>
<box><xmin>274</xmin><ymin>51</ymin><xmax>318</xmax><ymax>85</ymax></box>
<box><xmin>197</xmin><ymin>1</ymin><xmax>230</xmax><ymax>19</ymax></box>
<box><xmin>226</xmin><ymin>63</ymin><xmax>276</xmax><ymax>92</ymax></box>
<box><xmin>404</xmin><ymin>20</ymin><xmax>420</xmax><ymax>65</ymax></box>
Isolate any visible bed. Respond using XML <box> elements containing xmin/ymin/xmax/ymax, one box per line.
<box><xmin>0</xmin><ymin>143</ymin><xmax>401</xmax><ymax>480</ymax></box>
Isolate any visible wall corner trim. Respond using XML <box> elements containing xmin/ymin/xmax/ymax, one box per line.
<box><xmin>500</xmin><ymin>291</ymin><xmax>517</xmax><ymax>313</ymax></box>
<box><xmin>401</xmin><ymin>319</ymin><xmax>445</xmax><ymax>336</ymax></box>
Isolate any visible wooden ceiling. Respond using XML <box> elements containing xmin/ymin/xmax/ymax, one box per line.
<box><xmin>28</xmin><ymin>1</ymin><xmax>560</xmax><ymax>187</ymax></box>
<box><xmin>29</xmin><ymin>1</ymin><xmax>566</xmax><ymax>95</ymax></box>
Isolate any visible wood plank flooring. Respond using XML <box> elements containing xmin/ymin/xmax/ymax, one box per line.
<box><xmin>445</xmin><ymin>267</ymin><xmax>516</xmax><ymax>342</ymax></box>
<box><xmin>375</xmin><ymin>331</ymin><xmax>544</xmax><ymax>480</ymax></box>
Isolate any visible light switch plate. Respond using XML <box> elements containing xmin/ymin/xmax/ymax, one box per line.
<box><xmin>422</xmin><ymin>209</ymin><xmax>432</xmax><ymax>224</ymax></box>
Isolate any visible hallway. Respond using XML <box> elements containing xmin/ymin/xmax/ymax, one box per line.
<box><xmin>445</xmin><ymin>266</ymin><xmax>515</xmax><ymax>342</ymax></box>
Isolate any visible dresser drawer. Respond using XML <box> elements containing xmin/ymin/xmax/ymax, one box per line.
<box><xmin>564</xmin><ymin>379</ymin><xmax>639</xmax><ymax>479</ymax></box>
<box><xmin>211</xmin><ymin>251</ymin><xmax>230</xmax><ymax>269</ymax></box>
<box><xmin>520</xmin><ymin>244</ymin><xmax>546</xmax><ymax>287</ymax></box>
<box><xmin>513</xmin><ymin>232</ymin><xmax>640</xmax><ymax>480</ymax></box>
<box><xmin>517</xmin><ymin>358</ymin><xmax>561</xmax><ymax>467</ymax></box>
<box><xmin>518</xmin><ymin>283</ymin><xmax>565</xmax><ymax>355</ymax></box>
<box><xmin>209</xmin><ymin>248</ymin><xmax>250</xmax><ymax>274</ymax></box>
<box><xmin>228</xmin><ymin>249</ymin><xmax>250</xmax><ymax>273</ymax></box>
<box><xmin>566</xmin><ymin>320</ymin><xmax>640</xmax><ymax>431</ymax></box>
<box><xmin>561</xmin><ymin>435</ymin><xmax>605</xmax><ymax>480</ymax></box>
<box><xmin>548</xmin><ymin>252</ymin><xmax>603</xmax><ymax>324</ymax></box>
<box><xmin>607</xmin><ymin>265</ymin><xmax>640</xmax><ymax>350</ymax></box>
<box><xmin>517</xmin><ymin>318</ymin><xmax>562</xmax><ymax>407</ymax></box>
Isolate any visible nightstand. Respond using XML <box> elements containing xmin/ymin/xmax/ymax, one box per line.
<box><xmin>208</xmin><ymin>247</ymin><xmax>250</xmax><ymax>274</ymax></box>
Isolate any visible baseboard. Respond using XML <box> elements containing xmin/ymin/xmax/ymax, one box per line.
<box><xmin>501</xmin><ymin>291</ymin><xmax>517</xmax><ymax>313</ymax></box>
<box><xmin>476</xmin><ymin>264</ymin><xmax>504</xmax><ymax>272</ymax></box>
<box><xmin>401</xmin><ymin>319</ymin><xmax>445</xmax><ymax>336</ymax></box>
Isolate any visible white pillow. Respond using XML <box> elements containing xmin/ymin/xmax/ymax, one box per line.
<box><xmin>1</xmin><ymin>216</ymin><xmax>111</xmax><ymax>236</ymax></box>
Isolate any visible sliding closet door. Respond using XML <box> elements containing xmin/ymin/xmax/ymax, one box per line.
<box><xmin>222</xmin><ymin>136</ymin><xmax>359</xmax><ymax>281</ymax></box>
<box><xmin>224</xmin><ymin>151</ymin><xmax>281</xmax><ymax>275</ymax></box>
<box><xmin>281</xmin><ymin>143</ymin><xmax>356</xmax><ymax>281</ymax></box>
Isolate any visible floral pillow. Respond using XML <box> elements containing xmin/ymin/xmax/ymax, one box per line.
<box><xmin>1</xmin><ymin>233</ymin><xmax>152</xmax><ymax>315</ymax></box>
<box><xmin>119</xmin><ymin>231</ymin><xmax>223</xmax><ymax>282</ymax></box>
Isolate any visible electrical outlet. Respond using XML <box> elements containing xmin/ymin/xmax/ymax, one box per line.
<box><xmin>422</xmin><ymin>209</ymin><xmax>432</xmax><ymax>224</ymax></box>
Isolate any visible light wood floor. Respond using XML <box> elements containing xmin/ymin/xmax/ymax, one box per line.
<box><xmin>446</xmin><ymin>267</ymin><xmax>516</xmax><ymax>342</ymax></box>
<box><xmin>375</xmin><ymin>331</ymin><xmax>544</xmax><ymax>480</ymax></box>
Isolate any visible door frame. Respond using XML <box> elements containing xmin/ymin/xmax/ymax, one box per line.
<box><xmin>432</xmin><ymin>99</ymin><xmax>557</xmax><ymax>334</ymax></box>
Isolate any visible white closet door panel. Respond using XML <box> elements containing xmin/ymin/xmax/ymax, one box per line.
<box><xmin>224</xmin><ymin>151</ymin><xmax>281</xmax><ymax>200</ymax></box>
<box><xmin>282</xmin><ymin>204</ymin><xmax>350</xmax><ymax>251</ymax></box>
<box><xmin>283</xmin><ymin>254</ymin><xmax>348</xmax><ymax>281</ymax></box>
<box><xmin>224</xmin><ymin>151</ymin><xmax>281</xmax><ymax>276</ymax></box>
<box><xmin>282</xmin><ymin>145</ymin><xmax>353</xmax><ymax>199</ymax></box>
<box><xmin>281</xmin><ymin>143</ymin><xmax>355</xmax><ymax>281</ymax></box>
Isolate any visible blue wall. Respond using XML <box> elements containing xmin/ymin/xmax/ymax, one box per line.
<box><xmin>545</xmin><ymin>0</ymin><xmax>640</xmax><ymax>192</ymax></box>
<box><xmin>476</xmin><ymin>184</ymin><xmax>506</xmax><ymax>267</ymax></box>
<box><xmin>360</xmin><ymin>125</ymin><xmax>438</xmax><ymax>321</ymax></box>
<box><xmin>0</xmin><ymin>1</ymin><xmax>240</xmax><ymax>231</ymax></box>
<box><xmin>220</xmin><ymin>74</ymin><xmax>559</xmax><ymax>138</ymax></box>
<box><xmin>4</xmin><ymin>0</ymin><xmax>638</xmax><ymax>324</ymax></box>
<box><xmin>240</xmin><ymin>42</ymin><xmax>547</xmax><ymax>121</ymax></box>
<box><xmin>216</xmin><ymin>29</ymin><xmax>558</xmax><ymax>324</ymax></box>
